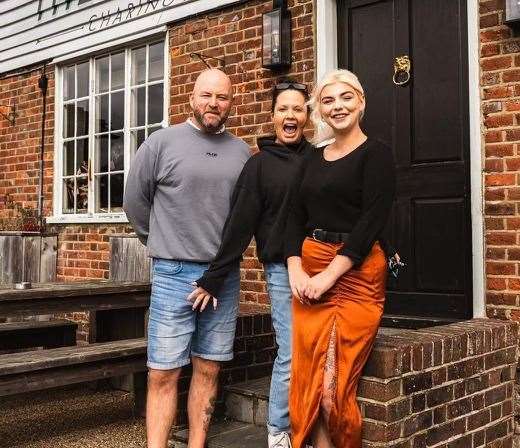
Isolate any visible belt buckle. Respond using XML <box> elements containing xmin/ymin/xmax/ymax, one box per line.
<box><xmin>312</xmin><ymin>228</ymin><xmax>323</xmax><ymax>241</ymax></box>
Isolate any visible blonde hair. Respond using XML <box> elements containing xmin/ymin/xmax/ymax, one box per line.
<box><xmin>309</xmin><ymin>69</ymin><xmax>366</xmax><ymax>146</ymax></box>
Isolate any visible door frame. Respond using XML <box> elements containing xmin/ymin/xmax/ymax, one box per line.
<box><xmin>315</xmin><ymin>0</ymin><xmax>485</xmax><ymax>318</ymax></box>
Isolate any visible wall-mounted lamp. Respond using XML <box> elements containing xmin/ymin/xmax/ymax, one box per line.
<box><xmin>262</xmin><ymin>0</ymin><xmax>292</xmax><ymax>70</ymax></box>
<box><xmin>505</xmin><ymin>0</ymin><xmax>520</xmax><ymax>24</ymax></box>
<box><xmin>0</xmin><ymin>102</ymin><xmax>17</xmax><ymax>126</ymax></box>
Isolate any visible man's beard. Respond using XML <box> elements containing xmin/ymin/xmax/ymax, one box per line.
<box><xmin>193</xmin><ymin>109</ymin><xmax>228</xmax><ymax>133</ymax></box>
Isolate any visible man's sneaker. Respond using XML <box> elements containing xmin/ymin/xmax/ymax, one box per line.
<box><xmin>268</xmin><ymin>432</ymin><xmax>292</xmax><ymax>448</ymax></box>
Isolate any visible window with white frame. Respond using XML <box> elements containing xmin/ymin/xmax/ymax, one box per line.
<box><xmin>56</xmin><ymin>40</ymin><xmax>166</xmax><ymax>219</ymax></box>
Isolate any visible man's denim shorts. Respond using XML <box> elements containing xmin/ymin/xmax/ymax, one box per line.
<box><xmin>147</xmin><ymin>258</ymin><xmax>240</xmax><ymax>370</ymax></box>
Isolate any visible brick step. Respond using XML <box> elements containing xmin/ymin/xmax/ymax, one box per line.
<box><xmin>170</xmin><ymin>420</ymin><xmax>267</xmax><ymax>447</ymax></box>
<box><xmin>224</xmin><ymin>376</ymin><xmax>270</xmax><ymax>426</ymax></box>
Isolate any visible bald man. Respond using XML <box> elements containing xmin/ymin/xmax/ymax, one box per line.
<box><xmin>124</xmin><ymin>69</ymin><xmax>250</xmax><ymax>448</ymax></box>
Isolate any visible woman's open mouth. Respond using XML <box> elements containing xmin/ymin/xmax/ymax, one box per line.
<box><xmin>283</xmin><ymin>123</ymin><xmax>298</xmax><ymax>136</ymax></box>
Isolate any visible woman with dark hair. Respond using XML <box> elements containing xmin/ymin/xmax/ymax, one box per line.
<box><xmin>188</xmin><ymin>79</ymin><xmax>312</xmax><ymax>448</ymax></box>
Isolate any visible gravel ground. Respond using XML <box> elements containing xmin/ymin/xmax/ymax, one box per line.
<box><xmin>0</xmin><ymin>385</ymin><xmax>148</xmax><ymax>448</ymax></box>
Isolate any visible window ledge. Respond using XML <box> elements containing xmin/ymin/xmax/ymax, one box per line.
<box><xmin>45</xmin><ymin>215</ymin><xmax>130</xmax><ymax>225</ymax></box>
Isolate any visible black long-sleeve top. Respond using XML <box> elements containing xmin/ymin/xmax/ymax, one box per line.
<box><xmin>285</xmin><ymin>138</ymin><xmax>396</xmax><ymax>266</ymax></box>
<box><xmin>196</xmin><ymin>137</ymin><xmax>313</xmax><ymax>297</ymax></box>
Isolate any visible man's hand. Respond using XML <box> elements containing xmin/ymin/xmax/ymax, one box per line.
<box><xmin>304</xmin><ymin>270</ymin><xmax>337</xmax><ymax>301</ymax></box>
<box><xmin>187</xmin><ymin>284</ymin><xmax>217</xmax><ymax>311</ymax></box>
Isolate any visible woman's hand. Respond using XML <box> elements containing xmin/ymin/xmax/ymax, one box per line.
<box><xmin>304</xmin><ymin>270</ymin><xmax>337</xmax><ymax>300</ymax></box>
<box><xmin>187</xmin><ymin>284</ymin><xmax>217</xmax><ymax>311</ymax></box>
<box><xmin>304</xmin><ymin>254</ymin><xmax>354</xmax><ymax>300</ymax></box>
<box><xmin>287</xmin><ymin>256</ymin><xmax>311</xmax><ymax>304</ymax></box>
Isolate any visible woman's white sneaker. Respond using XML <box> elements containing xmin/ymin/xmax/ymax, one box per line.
<box><xmin>268</xmin><ymin>432</ymin><xmax>292</xmax><ymax>448</ymax></box>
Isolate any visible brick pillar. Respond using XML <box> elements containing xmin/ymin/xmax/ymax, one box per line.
<box><xmin>359</xmin><ymin>319</ymin><xmax>518</xmax><ymax>447</ymax></box>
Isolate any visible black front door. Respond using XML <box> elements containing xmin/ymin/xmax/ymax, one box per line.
<box><xmin>338</xmin><ymin>0</ymin><xmax>472</xmax><ymax>323</ymax></box>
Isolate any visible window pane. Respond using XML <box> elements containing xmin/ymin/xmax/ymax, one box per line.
<box><xmin>95</xmin><ymin>175</ymin><xmax>109</xmax><ymax>213</ymax></box>
<box><xmin>110</xmin><ymin>173</ymin><xmax>124</xmax><ymax>211</ymax></box>
<box><xmin>76</xmin><ymin>99</ymin><xmax>89</xmax><ymax>136</ymax></box>
<box><xmin>148</xmin><ymin>83</ymin><xmax>163</xmax><ymax>124</ymax></box>
<box><xmin>149</xmin><ymin>42</ymin><xmax>164</xmax><ymax>82</ymax></box>
<box><xmin>110</xmin><ymin>132</ymin><xmax>124</xmax><ymax>171</ymax></box>
<box><xmin>131</xmin><ymin>47</ymin><xmax>146</xmax><ymax>85</ymax></box>
<box><xmin>63</xmin><ymin>141</ymin><xmax>75</xmax><ymax>176</ymax></box>
<box><xmin>96</xmin><ymin>94</ymin><xmax>109</xmax><ymax>133</ymax></box>
<box><xmin>76</xmin><ymin>138</ymin><xmax>89</xmax><ymax>175</ymax></box>
<box><xmin>64</xmin><ymin>66</ymin><xmax>75</xmax><ymax>100</ymax></box>
<box><xmin>131</xmin><ymin>87</ymin><xmax>146</xmax><ymax>127</ymax></box>
<box><xmin>77</xmin><ymin>62</ymin><xmax>89</xmax><ymax>98</ymax></box>
<box><xmin>148</xmin><ymin>125</ymin><xmax>162</xmax><ymax>137</ymax></box>
<box><xmin>96</xmin><ymin>56</ymin><xmax>109</xmax><ymax>93</ymax></box>
<box><xmin>94</xmin><ymin>135</ymin><xmax>109</xmax><ymax>173</ymax></box>
<box><xmin>63</xmin><ymin>178</ymin><xmax>75</xmax><ymax>213</ymax></box>
<box><xmin>63</xmin><ymin>104</ymin><xmax>75</xmax><ymax>138</ymax></box>
<box><xmin>130</xmin><ymin>128</ymin><xmax>146</xmax><ymax>159</ymax></box>
<box><xmin>77</xmin><ymin>176</ymin><xmax>88</xmax><ymax>213</ymax></box>
<box><xmin>111</xmin><ymin>52</ymin><xmax>125</xmax><ymax>90</ymax></box>
<box><xmin>111</xmin><ymin>91</ymin><xmax>124</xmax><ymax>131</ymax></box>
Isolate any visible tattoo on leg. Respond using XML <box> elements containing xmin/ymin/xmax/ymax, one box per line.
<box><xmin>202</xmin><ymin>396</ymin><xmax>217</xmax><ymax>432</ymax></box>
<box><xmin>325</xmin><ymin>323</ymin><xmax>337</xmax><ymax>402</ymax></box>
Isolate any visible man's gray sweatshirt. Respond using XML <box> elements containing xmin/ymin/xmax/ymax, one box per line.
<box><xmin>123</xmin><ymin>122</ymin><xmax>250</xmax><ymax>262</ymax></box>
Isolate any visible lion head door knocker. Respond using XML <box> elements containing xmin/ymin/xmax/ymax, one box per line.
<box><xmin>393</xmin><ymin>55</ymin><xmax>412</xmax><ymax>86</ymax></box>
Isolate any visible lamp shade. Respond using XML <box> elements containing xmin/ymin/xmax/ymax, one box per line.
<box><xmin>262</xmin><ymin>6</ymin><xmax>291</xmax><ymax>70</ymax></box>
<box><xmin>506</xmin><ymin>0</ymin><xmax>520</xmax><ymax>23</ymax></box>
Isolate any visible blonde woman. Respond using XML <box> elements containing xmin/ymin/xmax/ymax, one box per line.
<box><xmin>285</xmin><ymin>69</ymin><xmax>396</xmax><ymax>448</ymax></box>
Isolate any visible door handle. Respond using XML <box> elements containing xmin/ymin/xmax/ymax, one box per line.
<box><xmin>393</xmin><ymin>55</ymin><xmax>411</xmax><ymax>86</ymax></box>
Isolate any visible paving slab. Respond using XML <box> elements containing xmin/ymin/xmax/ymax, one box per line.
<box><xmin>170</xmin><ymin>421</ymin><xmax>267</xmax><ymax>447</ymax></box>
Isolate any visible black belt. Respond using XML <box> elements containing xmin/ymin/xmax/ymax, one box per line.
<box><xmin>308</xmin><ymin>229</ymin><xmax>350</xmax><ymax>244</ymax></box>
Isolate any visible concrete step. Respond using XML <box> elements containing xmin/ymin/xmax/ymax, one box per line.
<box><xmin>224</xmin><ymin>376</ymin><xmax>270</xmax><ymax>427</ymax></box>
<box><xmin>170</xmin><ymin>420</ymin><xmax>267</xmax><ymax>447</ymax></box>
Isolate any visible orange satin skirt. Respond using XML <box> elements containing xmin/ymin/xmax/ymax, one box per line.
<box><xmin>289</xmin><ymin>237</ymin><xmax>387</xmax><ymax>448</ymax></box>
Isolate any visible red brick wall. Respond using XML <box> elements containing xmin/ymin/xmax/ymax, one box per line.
<box><xmin>168</xmin><ymin>0</ymin><xmax>314</xmax><ymax>304</ymax></box>
<box><xmin>47</xmin><ymin>224</ymin><xmax>131</xmax><ymax>281</ymax></box>
<box><xmin>0</xmin><ymin>1</ymin><xmax>313</xmax><ymax>304</ymax></box>
<box><xmin>0</xmin><ymin>66</ymin><xmax>54</xmax><ymax>226</ymax></box>
<box><xmin>480</xmin><ymin>0</ymin><xmax>520</xmax><ymax>322</ymax></box>
<box><xmin>360</xmin><ymin>319</ymin><xmax>518</xmax><ymax>447</ymax></box>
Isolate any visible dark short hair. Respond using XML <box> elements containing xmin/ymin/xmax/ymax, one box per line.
<box><xmin>271</xmin><ymin>78</ymin><xmax>310</xmax><ymax>112</ymax></box>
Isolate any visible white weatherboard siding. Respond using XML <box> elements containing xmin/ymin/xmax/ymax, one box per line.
<box><xmin>1</xmin><ymin>0</ymin><xmax>246</xmax><ymax>73</ymax></box>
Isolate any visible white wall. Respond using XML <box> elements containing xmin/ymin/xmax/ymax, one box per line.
<box><xmin>1</xmin><ymin>0</ymin><xmax>247</xmax><ymax>73</ymax></box>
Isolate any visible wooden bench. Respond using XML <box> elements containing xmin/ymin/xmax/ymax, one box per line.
<box><xmin>0</xmin><ymin>281</ymin><xmax>151</xmax><ymax>412</ymax></box>
<box><xmin>0</xmin><ymin>338</ymin><xmax>148</xmax><ymax>411</ymax></box>
<box><xmin>0</xmin><ymin>319</ymin><xmax>77</xmax><ymax>351</ymax></box>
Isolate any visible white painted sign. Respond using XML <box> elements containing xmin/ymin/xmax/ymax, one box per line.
<box><xmin>1</xmin><ymin>0</ymin><xmax>245</xmax><ymax>73</ymax></box>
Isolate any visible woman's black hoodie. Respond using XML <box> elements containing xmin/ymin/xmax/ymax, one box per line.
<box><xmin>196</xmin><ymin>137</ymin><xmax>313</xmax><ymax>297</ymax></box>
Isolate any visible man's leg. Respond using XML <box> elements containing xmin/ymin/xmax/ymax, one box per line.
<box><xmin>189</xmin><ymin>266</ymin><xmax>240</xmax><ymax>446</ymax></box>
<box><xmin>147</xmin><ymin>368</ymin><xmax>182</xmax><ymax>448</ymax></box>
<box><xmin>187</xmin><ymin>357</ymin><xmax>221</xmax><ymax>447</ymax></box>
<box><xmin>147</xmin><ymin>258</ymin><xmax>197</xmax><ymax>448</ymax></box>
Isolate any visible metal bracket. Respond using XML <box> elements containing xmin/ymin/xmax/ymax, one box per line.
<box><xmin>189</xmin><ymin>52</ymin><xmax>226</xmax><ymax>69</ymax></box>
<box><xmin>0</xmin><ymin>102</ymin><xmax>17</xmax><ymax>126</ymax></box>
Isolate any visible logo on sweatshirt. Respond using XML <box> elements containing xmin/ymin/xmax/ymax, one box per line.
<box><xmin>206</xmin><ymin>152</ymin><xmax>218</xmax><ymax>157</ymax></box>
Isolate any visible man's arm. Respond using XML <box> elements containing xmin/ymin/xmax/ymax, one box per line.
<box><xmin>123</xmin><ymin>142</ymin><xmax>157</xmax><ymax>245</ymax></box>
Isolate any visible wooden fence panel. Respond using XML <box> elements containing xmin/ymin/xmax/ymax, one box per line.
<box><xmin>23</xmin><ymin>237</ymin><xmax>41</xmax><ymax>283</ymax></box>
<box><xmin>40</xmin><ymin>236</ymin><xmax>57</xmax><ymax>283</ymax></box>
<box><xmin>0</xmin><ymin>235</ymin><xmax>23</xmax><ymax>284</ymax></box>
<box><xmin>0</xmin><ymin>234</ymin><xmax>57</xmax><ymax>285</ymax></box>
<box><xmin>110</xmin><ymin>236</ymin><xmax>150</xmax><ymax>282</ymax></box>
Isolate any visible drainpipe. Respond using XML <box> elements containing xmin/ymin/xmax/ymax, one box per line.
<box><xmin>37</xmin><ymin>66</ymin><xmax>48</xmax><ymax>232</ymax></box>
